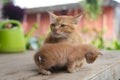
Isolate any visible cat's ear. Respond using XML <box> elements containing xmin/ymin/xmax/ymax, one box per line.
<box><xmin>72</xmin><ymin>14</ymin><xmax>83</xmax><ymax>24</ymax></box>
<box><xmin>48</xmin><ymin>12</ymin><xmax>58</xmax><ymax>22</ymax></box>
<box><xmin>98</xmin><ymin>51</ymin><xmax>103</xmax><ymax>55</ymax></box>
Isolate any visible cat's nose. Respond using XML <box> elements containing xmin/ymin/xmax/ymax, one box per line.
<box><xmin>53</xmin><ymin>29</ymin><xmax>57</xmax><ymax>33</ymax></box>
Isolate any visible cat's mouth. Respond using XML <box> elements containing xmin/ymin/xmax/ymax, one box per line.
<box><xmin>52</xmin><ymin>32</ymin><xmax>68</xmax><ymax>38</ymax></box>
<box><xmin>52</xmin><ymin>32</ymin><xmax>60</xmax><ymax>35</ymax></box>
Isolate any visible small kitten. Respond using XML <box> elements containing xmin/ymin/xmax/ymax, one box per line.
<box><xmin>34</xmin><ymin>43</ymin><xmax>102</xmax><ymax>75</ymax></box>
<box><xmin>44</xmin><ymin>12</ymin><xmax>82</xmax><ymax>44</ymax></box>
<box><xmin>44</xmin><ymin>12</ymin><xmax>84</xmax><ymax>69</ymax></box>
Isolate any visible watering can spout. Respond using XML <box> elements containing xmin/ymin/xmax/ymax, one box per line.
<box><xmin>25</xmin><ymin>24</ymin><xmax>38</xmax><ymax>45</ymax></box>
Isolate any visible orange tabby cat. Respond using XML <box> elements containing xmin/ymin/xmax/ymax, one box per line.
<box><xmin>44</xmin><ymin>12</ymin><xmax>82</xmax><ymax>44</ymax></box>
<box><xmin>44</xmin><ymin>12</ymin><xmax>84</xmax><ymax>68</ymax></box>
<box><xmin>34</xmin><ymin>43</ymin><xmax>102</xmax><ymax>75</ymax></box>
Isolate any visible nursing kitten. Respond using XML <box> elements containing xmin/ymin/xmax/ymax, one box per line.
<box><xmin>34</xmin><ymin>43</ymin><xmax>102</xmax><ymax>75</ymax></box>
<box><xmin>44</xmin><ymin>12</ymin><xmax>82</xmax><ymax>44</ymax></box>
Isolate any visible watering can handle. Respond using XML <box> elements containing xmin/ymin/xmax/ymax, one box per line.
<box><xmin>0</xmin><ymin>20</ymin><xmax>21</xmax><ymax>29</ymax></box>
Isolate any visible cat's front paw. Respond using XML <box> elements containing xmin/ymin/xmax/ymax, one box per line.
<box><xmin>75</xmin><ymin>67</ymin><xmax>81</xmax><ymax>72</ymax></box>
<box><xmin>40</xmin><ymin>71</ymin><xmax>51</xmax><ymax>75</ymax></box>
<box><xmin>45</xmin><ymin>71</ymin><xmax>51</xmax><ymax>75</ymax></box>
<box><xmin>68</xmin><ymin>68</ymin><xmax>76</xmax><ymax>73</ymax></box>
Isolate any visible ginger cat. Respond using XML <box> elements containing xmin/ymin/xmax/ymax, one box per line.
<box><xmin>44</xmin><ymin>12</ymin><xmax>84</xmax><ymax>69</ymax></box>
<box><xmin>44</xmin><ymin>12</ymin><xmax>82</xmax><ymax>44</ymax></box>
<box><xmin>34</xmin><ymin>43</ymin><xmax>102</xmax><ymax>75</ymax></box>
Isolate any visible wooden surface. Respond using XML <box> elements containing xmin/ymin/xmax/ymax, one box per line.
<box><xmin>0</xmin><ymin>50</ymin><xmax>120</xmax><ymax>80</ymax></box>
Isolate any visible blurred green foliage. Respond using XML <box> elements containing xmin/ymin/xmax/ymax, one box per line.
<box><xmin>3</xmin><ymin>0</ymin><xmax>13</xmax><ymax>5</ymax></box>
<box><xmin>80</xmin><ymin>25</ymin><xmax>120</xmax><ymax>50</ymax></box>
<box><xmin>80</xmin><ymin>0</ymin><xmax>120</xmax><ymax>50</ymax></box>
<box><xmin>26</xmin><ymin>35</ymin><xmax>45</xmax><ymax>50</ymax></box>
<box><xmin>105</xmin><ymin>40</ymin><xmax>120</xmax><ymax>50</ymax></box>
<box><xmin>81</xmin><ymin>0</ymin><xmax>103</xmax><ymax>20</ymax></box>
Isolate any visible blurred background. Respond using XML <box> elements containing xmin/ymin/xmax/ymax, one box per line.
<box><xmin>1</xmin><ymin>0</ymin><xmax>120</xmax><ymax>50</ymax></box>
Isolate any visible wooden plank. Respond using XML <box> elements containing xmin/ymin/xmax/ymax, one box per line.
<box><xmin>0</xmin><ymin>51</ymin><xmax>120</xmax><ymax>80</ymax></box>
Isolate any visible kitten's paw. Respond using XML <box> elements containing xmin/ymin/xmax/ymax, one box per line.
<box><xmin>75</xmin><ymin>68</ymin><xmax>80</xmax><ymax>72</ymax></box>
<box><xmin>44</xmin><ymin>71</ymin><xmax>51</xmax><ymax>75</ymax></box>
<box><xmin>68</xmin><ymin>68</ymin><xmax>76</xmax><ymax>73</ymax></box>
<box><xmin>40</xmin><ymin>71</ymin><xmax>51</xmax><ymax>75</ymax></box>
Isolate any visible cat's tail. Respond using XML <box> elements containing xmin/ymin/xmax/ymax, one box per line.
<box><xmin>34</xmin><ymin>52</ymin><xmax>42</xmax><ymax>68</ymax></box>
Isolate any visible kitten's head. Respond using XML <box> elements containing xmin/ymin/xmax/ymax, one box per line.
<box><xmin>48</xmin><ymin>12</ymin><xmax>82</xmax><ymax>38</ymax></box>
<box><xmin>84</xmin><ymin>45</ymin><xmax>103</xmax><ymax>63</ymax></box>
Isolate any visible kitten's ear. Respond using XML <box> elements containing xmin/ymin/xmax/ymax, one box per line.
<box><xmin>48</xmin><ymin>12</ymin><xmax>58</xmax><ymax>22</ymax></box>
<box><xmin>98</xmin><ymin>51</ymin><xmax>103</xmax><ymax>55</ymax></box>
<box><xmin>72</xmin><ymin>14</ymin><xmax>83</xmax><ymax>24</ymax></box>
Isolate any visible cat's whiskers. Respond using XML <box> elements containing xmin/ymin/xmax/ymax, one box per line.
<box><xmin>51</xmin><ymin>31</ymin><xmax>69</xmax><ymax>38</ymax></box>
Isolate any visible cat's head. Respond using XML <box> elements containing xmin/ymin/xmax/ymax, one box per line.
<box><xmin>84</xmin><ymin>45</ymin><xmax>103</xmax><ymax>63</ymax></box>
<box><xmin>48</xmin><ymin>12</ymin><xmax>82</xmax><ymax>38</ymax></box>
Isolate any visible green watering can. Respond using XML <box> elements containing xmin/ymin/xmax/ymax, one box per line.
<box><xmin>0</xmin><ymin>20</ymin><xmax>38</xmax><ymax>53</ymax></box>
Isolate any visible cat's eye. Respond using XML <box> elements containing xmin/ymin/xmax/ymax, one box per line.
<box><xmin>60</xmin><ymin>24</ymin><xmax>66</xmax><ymax>27</ymax></box>
<box><xmin>51</xmin><ymin>23</ymin><xmax>56</xmax><ymax>27</ymax></box>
